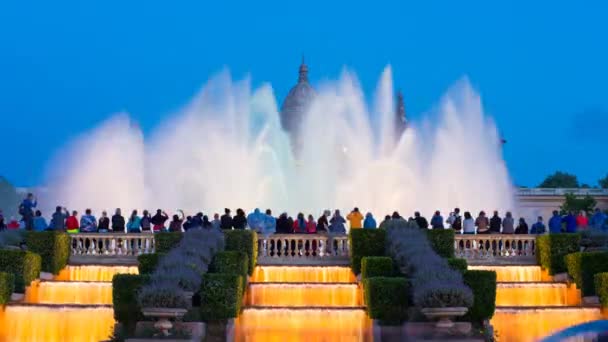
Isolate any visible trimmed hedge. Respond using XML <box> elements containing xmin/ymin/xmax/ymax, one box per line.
<box><xmin>447</xmin><ymin>258</ymin><xmax>468</xmax><ymax>274</ymax></box>
<box><xmin>224</xmin><ymin>230</ymin><xmax>257</xmax><ymax>275</ymax></box>
<box><xmin>112</xmin><ymin>274</ymin><xmax>149</xmax><ymax>334</ymax></box>
<box><xmin>155</xmin><ymin>232</ymin><xmax>183</xmax><ymax>253</ymax></box>
<box><xmin>200</xmin><ymin>273</ymin><xmax>243</xmax><ymax>320</ymax></box>
<box><xmin>211</xmin><ymin>251</ymin><xmax>249</xmax><ymax>290</ymax></box>
<box><xmin>0</xmin><ymin>250</ymin><xmax>41</xmax><ymax>293</ymax></box>
<box><xmin>594</xmin><ymin>272</ymin><xmax>608</xmax><ymax>308</ymax></box>
<box><xmin>25</xmin><ymin>231</ymin><xmax>70</xmax><ymax>274</ymax></box>
<box><xmin>349</xmin><ymin>229</ymin><xmax>386</xmax><ymax>274</ymax></box>
<box><xmin>565</xmin><ymin>251</ymin><xmax>608</xmax><ymax>296</ymax></box>
<box><xmin>537</xmin><ymin>234</ymin><xmax>581</xmax><ymax>275</ymax></box>
<box><xmin>137</xmin><ymin>253</ymin><xmax>162</xmax><ymax>274</ymax></box>
<box><xmin>463</xmin><ymin>270</ymin><xmax>497</xmax><ymax>324</ymax></box>
<box><xmin>361</xmin><ymin>257</ymin><xmax>393</xmax><ymax>280</ymax></box>
<box><xmin>363</xmin><ymin>277</ymin><xmax>408</xmax><ymax>324</ymax></box>
<box><xmin>426</xmin><ymin>229</ymin><xmax>455</xmax><ymax>258</ymax></box>
<box><xmin>0</xmin><ymin>272</ymin><xmax>15</xmax><ymax>305</ymax></box>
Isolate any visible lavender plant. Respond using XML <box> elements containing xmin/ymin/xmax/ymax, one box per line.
<box><xmin>138</xmin><ymin>280</ymin><xmax>189</xmax><ymax>308</ymax></box>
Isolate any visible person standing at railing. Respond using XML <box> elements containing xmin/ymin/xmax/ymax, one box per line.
<box><xmin>211</xmin><ymin>213</ymin><xmax>221</xmax><ymax>232</ymax></box>
<box><xmin>475</xmin><ymin>211</ymin><xmax>490</xmax><ymax>234</ymax></box>
<box><xmin>263</xmin><ymin>209</ymin><xmax>276</xmax><ymax>235</ymax></box>
<box><xmin>140</xmin><ymin>210</ymin><xmax>152</xmax><ymax>233</ymax></box>
<box><xmin>515</xmin><ymin>217</ymin><xmax>529</xmax><ymax>234</ymax></box>
<box><xmin>530</xmin><ymin>216</ymin><xmax>546</xmax><ymax>234</ymax></box>
<box><xmin>590</xmin><ymin>208</ymin><xmax>607</xmax><ymax>232</ymax></box>
<box><xmin>462</xmin><ymin>212</ymin><xmax>475</xmax><ymax>234</ymax></box>
<box><xmin>563</xmin><ymin>211</ymin><xmax>577</xmax><ymax>233</ymax></box>
<box><xmin>80</xmin><ymin>209</ymin><xmax>97</xmax><ymax>233</ymax></box>
<box><xmin>430</xmin><ymin>211</ymin><xmax>443</xmax><ymax>229</ymax></box>
<box><xmin>548</xmin><ymin>211</ymin><xmax>563</xmax><ymax>233</ymax></box>
<box><xmin>576</xmin><ymin>211</ymin><xmax>589</xmax><ymax>230</ymax></box>
<box><xmin>316</xmin><ymin>210</ymin><xmax>330</xmax><ymax>233</ymax></box>
<box><xmin>329</xmin><ymin>210</ymin><xmax>346</xmax><ymax>234</ymax></box>
<box><xmin>20</xmin><ymin>193</ymin><xmax>37</xmax><ymax>231</ymax></box>
<box><xmin>276</xmin><ymin>213</ymin><xmax>291</xmax><ymax>233</ymax></box>
<box><xmin>346</xmin><ymin>208</ymin><xmax>363</xmax><ymax>229</ymax></box>
<box><xmin>232</xmin><ymin>209</ymin><xmax>247</xmax><ymax>229</ymax></box>
<box><xmin>446</xmin><ymin>208</ymin><xmax>462</xmax><ymax>232</ymax></box>
<box><xmin>33</xmin><ymin>210</ymin><xmax>47</xmax><ymax>231</ymax></box>
<box><xmin>49</xmin><ymin>206</ymin><xmax>69</xmax><ymax>231</ymax></box>
<box><xmin>306</xmin><ymin>214</ymin><xmax>317</xmax><ymax>233</ymax></box>
<box><xmin>293</xmin><ymin>213</ymin><xmax>308</xmax><ymax>233</ymax></box>
<box><xmin>126</xmin><ymin>210</ymin><xmax>141</xmax><ymax>233</ymax></box>
<box><xmin>363</xmin><ymin>212</ymin><xmax>377</xmax><ymax>229</ymax></box>
<box><xmin>151</xmin><ymin>209</ymin><xmax>169</xmax><ymax>232</ymax></box>
<box><xmin>247</xmin><ymin>208</ymin><xmax>266</xmax><ymax>234</ymax></box>
<box><xmin>220</xmin><ymin>208</ymin><xmax>233</xmax><ymax>230</ymax></box>
<box><xmin>111</xmin><ymin>208</ymin><xmax>125</xmax><ymax>233</ymax></box>
<box><xmin>66</xmin><ymin>211</ymin><xmax>79</xmax><ymax>234</ymax></box>
<box><xmin>169</xmin><ymin>210</ymin><xmax>185</xmax><ymax>232</ymax></box>
<box><xmin>502</xmin><ymin>212</ymin><xmax>514</xmax><ymax>234</ymax></box>
<box><xmin>414</xmin><ymin>211</ymin><xmax>429</xmax><ymax>229</ymax></box>
<box><xmin>489</xmin><ymin>211</ymin><xmax>502</xmax><ymax>234</ymax></box>
<box><xmin>98</xmin><ymin>211</ymin><xmax>110</xmax><ymax>233</ymax></box>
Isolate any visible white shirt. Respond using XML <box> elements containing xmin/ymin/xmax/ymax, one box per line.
<box><xmin>463</xmin><ymin>218</ymin><xmax>476</xmax><ymax>233</ymax></box>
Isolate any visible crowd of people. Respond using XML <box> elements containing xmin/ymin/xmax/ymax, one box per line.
<box><xmin>1</xmin><ymin>193</ymin><xmax>607</xmax><ymax>235</ymax></box>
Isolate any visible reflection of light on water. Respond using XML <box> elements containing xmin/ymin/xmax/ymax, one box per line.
<box><xmin>54</xmin><ymin>265</ymin><xmax>138</xmax><ymax>282</ymax></box>
<box><xmin>468</xmin><ymin>265</ymin><xmax>550</xmax><ymax>282</ymax></box>
<box><xmin>495</xmin><ymin>283</ymin><xmax>580</xmax><ymax>306</ymax></box>
<box><xmin>24</xmin><ymin>281</ymin><xmax>113</xmax><ymax>305</ymax></box>
<box><xmin>247</xmin><ymin>283</ymin><xmax>362</xmax><ymax>307</ymax></box>
<box><xmin>251</xmin><ymin>266</ymin><xmax>356</xmax><ymax>283</ymax></box>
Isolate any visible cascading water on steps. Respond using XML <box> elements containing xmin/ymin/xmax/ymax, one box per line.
<box><xmin>247</xmin><ymin>283</ymin><xmax>362</xmax><ymax>307</ymax></box>
<box><xmin>468</xmin><ymin>265</ymin><xmax>551</xmax><ymax>282</ymax></box>
<box><xmin>0</xmin><ymin>304</ymin><xmax>115</xmax><ymax>342</ymax></box>
<box><xmin>251</xmin><ymin>266</ymin><xmax>356</xmax><ymax>283</ymax></box>
<box><xmin>24</xmin><ymin>280</ymin><xmax>113</xmax><ymax>305</ymax></box>
<box><xmin>496</xmin><ymin>282</ymin><xmax>581</xmax><ymax>306</ymax></box>
<box><xmin>54</xmin><ymin>265</ymin><xmax>139</xmax><ymax>282</ymax></box>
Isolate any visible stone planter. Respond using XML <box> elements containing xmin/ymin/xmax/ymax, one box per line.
<box><xmin>142</xmin><ymin>307</ymin><xmax>188</xmax><ymax>336</ymax></box>
<box><xmin>420</xmin><ymin>307</ymin><xmax>468</xmax><ymax>328</ymax></box>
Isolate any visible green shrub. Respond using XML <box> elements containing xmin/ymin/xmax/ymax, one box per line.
<box><xmin>224</xmin><ymin>230</ymin><xmax>257</xmax><ymax>275</ymax></box>
<box><xmin>594</xmin><ymin>272</ymin><xmax>608</xmax><ymax>308</ymax></box>
<box><xmin>112</xmin><ymin>274</ymin><xmax>149</xmax><ymax>334</ymax></box>
<box><xmin>537</xmin><ymin>234</ymin><xmax>581</xmax><ymax>275</ymax></box>
<box><xmin>200</xmin><ymin>273</ymin><xmax>243</xmax><ymax>320</ymax></box>
<box><xmin>447</xmin><ymin>258</ymin><xmax>468</xmax><ymax>274</ymax></box>
<box><xmin>565</xmin><ymin>251</ymin><xmax>608</xmax><ymax>296</ymax></box>
<box><xmin>463</xmin><ymin>270</ymin><xmax>497</xmax><ymax>324</ymax></box>
<box><xmin>137</xmin><ymin>253</ymin><xmax>162</xmax><ymax>274</ymax></box>
<box><xmin>361</xmin><ymin>256</ymin><xmax>393</xmax><ymax>280</ymax></box>
<box><xmin>0</xmin><ymin>250</ymin><xmax>41</xmax><ymax>293</ymax></box>
<box><xmin>211</xmin><ymin>251</ymin><xmax>249</xmax><ymax>290</ymax></box>
<box><xmin>0</xmin><ymin>272</ymin><xmax>15</xmax><ymax>305</ymax></box>
<box><xmin>363</xmin><ymin>277</ymin><xmax>408</xmax><ymax>324</ymax></box>
<box><xmin>349</xmin><ymin>229</ymin><xmax>386</xmax><ymax>274</ymax></box>
<box><xmin>25</xmin><ymin>231</ymin><xmax>70</xmax><ymax>274</ymax></box>
<box><xmin>155</xmin><ymin>232</ymin><xmax>183</xmax><ymax>253</ymax></box>
<box><xmin>426</xmin><ymin>229</ymin><xmax>455</xmax><ymax>258</ymax></box>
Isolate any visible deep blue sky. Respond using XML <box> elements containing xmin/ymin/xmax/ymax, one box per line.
<box><xmin>1</xmin><ymin>1</ymin><xmax>606</xmax><ymax>187</ymax></box>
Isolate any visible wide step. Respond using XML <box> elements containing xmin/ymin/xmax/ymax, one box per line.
<box><xmin>55</xmin><ymin>265</ymin><xmax>138</xmax><ymax>282</ymax></box>
<box><xmin>0</xmin><ymin>304</ymin><xmax>114</xmax><ymax>342</ymax></box>
<box><xmin>468</xmin><ymin>265</ymin><xmax>551</xmax><ymax>282</ymax></box>
<box><xmin>496</xmin><ymin>282</ymin><xmax>581</xmax><ymax>306</ymax></box>
<box><xmin>251</xmin><ymin>266</ymin><xmax>356</xmax><ymax>283</ymax></box>
<box><xmin>234</xmin><ymin>308</ymin><xmax>372</xmax><ymax>342</ymax></box>
<box><xmin>491</xmin><ymin>307</ymin><xmax>603</xmax><ymax>342</ymax></box>
<box><xmin>24</xmin><ymin>281</ymin><xmax>113</xmax><ymax>305</ymax></box>
<box><xmin>247</xmin><ymin>283</ymin><xmax>362</xmax><ymax>307</ymax></box>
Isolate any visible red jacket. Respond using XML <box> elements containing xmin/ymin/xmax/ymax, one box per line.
<box><xmin>7</xmin><ymin>220</ymin><xmax>20</xmax><ymax>229</ymax></box>
<box><xmin>292</xmin><ymin>220</ymin><xmax>307</xmax><ymax>233</ymax></box>
<box><xmin>306</xmin><ymin>221</ymin><xmax>317</xmax><ymax>234</ymax></box>
<box><xmin>576</xmin><ymin>215</ymin><xmax>588</xmax><ymax>229</ymax></box>
<box><xmin>66</xmin><ymin>216</ymin><xmax>79</xmax><ymax>231</ymax></box>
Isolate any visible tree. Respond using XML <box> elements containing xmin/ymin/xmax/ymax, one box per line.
<box><xmin>560</xmin><ymin>193</ymin><xmax>597</xmax><ymax>214</ymax></box>
<box><xmin>539</xmin><ymin>171</ymin><xmax>579</xmax><ymax>188</ymax></box>
<box><xmin>599</xmin><ymin>174</ymin><xmax>608</xmax><ymax>189</ymax></box>
<box><xmin>0</xmin><ymin>176</ymin><xmax>20</xmax><ymax>217</ymax></box>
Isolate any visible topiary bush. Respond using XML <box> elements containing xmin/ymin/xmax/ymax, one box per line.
<box><xmin>349</xmin><ymin>229</ymin><xmax>386</xmax><ymax>274</ymax></box>
<box><xmin>25</xmin><ymin>231</ymin><xmax>70</xmax><ymax>274</ymax></box>
<box><xmin>426</xmin><ymin>229</ymin><xmax>455</xmax><ymax>258</ymax></box>
<box><xmin>361</xmin><ymin>256</ymin><xmax>393</xmax><ymax>280</ymax></box>
<box><xmin>155</xmin><ymin>232</ymin><xmax>183</xmax><ymax>253</ymax></box>
<box><xmin>0</xmin><ymin>250</ymin><xmax>41</xmax><ymax>293</ymax></box>
<box><xmin>463</xmin><ymin>270</ymin><xmax>497</xmax><ymax>325</ymax></box>
<box><xmin>0</xmin><ymin>272</ymin><xmax>15</xmax><ymax>305</ymax></box>
<box><xmin>565</xmin><ymin>251</ymin><xmax>608</xmax><ymax>296</ymax></box>
<box><xmin>137</xmin><ymin>253</ymin><xmax>162</xmax><ymax>274</ymax></box>
<box><xmin>211</xmin><ymin>251</ymin><xmax>249</xmax><ymax>290</ymax></box>
<box><xmin>200</xmin><ymin>273</ymin><xmax>243</xmax><ymax>320</ymax></box>
<box><xmin>224</xmin><ymin>230</ymin><xmax>257</xmax><ymax>275</ymax></box>
<box><xmin>537</xmin><ymin>234</ymin><xmax>581</xmax><ymax>275</ymax></box>
<box><xmin>447</xmin><ymin>258</ymin><xmax>468</xmax><ymax>274</ymax></box>
<box><xmin>112</xmin><ymin>274</ymin><xmax>149</xmax><ymax>334</ymax></box>
<box><xmin>594</xmin><ymin>272</ymin><xmax>608</xmax><ymax>308</ymax></box>
<box><xmin>363</xmin><ymin>277</ymin><xmax>408</xmax><ymax>324</ymax></box>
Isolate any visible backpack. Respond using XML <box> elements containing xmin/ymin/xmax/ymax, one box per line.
<box><xmin>452</xmin><ymin>216</ymin><xmax>462</xmax><ymax>230</ymax></box>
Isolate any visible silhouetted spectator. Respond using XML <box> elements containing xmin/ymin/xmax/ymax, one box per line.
<box><xmin>548</xmin><ymin>210</ymin><xmax>562</xmax><ymax>233</ymax></box>
<box><xmin>363</xmin><ymin>213</ymin><xmax>377</xmax><ymax>229</ymax></box>
<box><xmin>379</xmin><ymin>215</ymin><xmax>392</xmax><ymax>229</ymax></box>
<box><xmin>202</xmin><ymin>215</ymin><xmax>213</xmax><ymax>229</ymax></box>
<box><xmin>169</xmin><ymin>210</ymin><xmax>184</xmax><ymax>232</ymax></box>
<box><xmin>293</xmin><ymin>213</ymin><xmax>307</xmax><ymax>233</ymax></box>
<box><xmin>98</xmin><ymin>211</ymin><xmax>110</xmax><ymax>232</ymax></box>
<box><xmin>530</xmin><ymin>216</ymin><xmax>546</xmax><ymax>234</ymax></box>
<box><xmin>462</xmin><ymin>211</ymin><xmax>475</xmax><ymax>234</ymax></box>
<box><xmin>50</xmin><ymin>206</ymin><xmax>69</xmax><ymax>231</ymax></box>
<box><xmin>220</xmin><ymin>208</ymin><xmax>233</xmax><ymax>230</ymax></box>
<box><xmin>211</xmin><ymin>213</ymin><xmax>221</xmax><ymax>231</ymax></box>
<box><xmin>489</xmin><ymin>211</ymin><xmax>502</xmax><ymax>233</ymax></box>
<box><xmin>276</xmin><ymin>213</ymin><xmax>291</xmax><ymax>234</ymax></box>
<box><xmin>329</xmin><ymin>210</ymin><xmax>346</xmax><ymax>234</ymax></box>
<box><xmin>515</xmin><ymin>217</ymin><xmax>529</xmax><ymax>234</ymax></box>
<box><xmin>414</xmin><ymin>211</ymin><xmax>429</xmax><ymax>229</ymax></box>
<box><xmin>430</xmin><ymin>211</ymin><xmax>444</xmax><ymax>229</ymax></box>
<box><xmin>502</xmin><ymin>212</ymin><xmax>514</xmax><ymax>234</ymax></box>
<box><xmin>232</xmin><ymin>208</ymin><xmax>247</xmax><ymax>229</ymax></box>
<box><xmin>263</xmin><ymin>209</ymin><xmax>276</xmax><ymax>235</ymax></box>
<box><xmin>563</xmin><ymin>211</ymin><xmax>577</xmax><ymax>233</ymax></box>
<box><xmin>475</xmin><ymin>211</ymin><xmax>490</xmax><ymax>234</ymax></box>
<box><xmin>140</xmin><ymin>210</ymin><xmax>152</xmax><ymax>232</ymax></box>
<box><xmin>126</xmin><ymin>210</ymin><xmax>141</xmax><ymax>233</ymax></box>
<box><xmin>20</xmin><ymin>193</ymin><xmax>37</xmax><ymax>230</ymax></box>
<box><xmin>33</xmin><ymin>210</ymin><xmax>47</xmax><ymax>231</ymax></box>
<box><xmin>151</xmin><ymin>209</ymin><xmax>169</xmax><ymax>232</ymax></box>
<box><xmin>316</xmin><ymin>210</ymin><xmax>330</xmax><ymax>233</ymax></box>
<box><xmin>111</xmin><ymin>208</ymin><xmax>125</xmax><ymax>233</ymax></box>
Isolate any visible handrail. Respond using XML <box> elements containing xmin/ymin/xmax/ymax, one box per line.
<box><xmin>454</xmin><ymin>234</ymin><xmax>537</xmax><ymax>261</ymax></box>
<box><xmin>69</xmin><ymin>232</ymin><xmax>156</xmax><ymax>256</ymax></box>
<box><xmin>257</xmin><ymin>233</ymin><xmax>349</xmax><ymax>261</ymax></box>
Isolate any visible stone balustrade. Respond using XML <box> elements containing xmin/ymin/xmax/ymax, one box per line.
<box><xmin>454</xmin><ymin>234</ymin><xmax>537</xmax><ymax>264</ymax></box>
<box><xmin>257</xmin><ymin>234</ymin><xmax>350</xmax><ymax>265</ymax></box>
<box><xmin>69</xmin><ymin>233</ymin><xmax>156</xmax><ymax>257</ymax></box>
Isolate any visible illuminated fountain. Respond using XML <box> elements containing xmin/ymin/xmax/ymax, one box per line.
<box><xmin>235</xmin><ymin>265</ymin><xmax>371</xmax><ymax>341</ymax></box>
<box><xmin>54</xmin><ymin>265</ymin><xmax>139</xmax><ymax>282</ymax></box>
<box><xmin>24</xmin><ymin>280</ymin><xmax>113</xmax><ymax>305</ymax></box>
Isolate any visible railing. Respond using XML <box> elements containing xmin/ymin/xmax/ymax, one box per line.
<box><xmin>257</xmin><ymin>234</ymin><xmax>349</xmax><ymax>263</ymax></box>
<box><xmin>454</xmin><ymin>234</ymin><xmax>537</xmax><ymax>262</ymax></box>
<box><xmin>70</xmin><ymin>233</ymin><xmax>156</xmax><ymax>256</ymax></box>
<box><xmin>516</xmin><ymin>188</ymin><xmax>608</xmax><ymax>196</ymax></box>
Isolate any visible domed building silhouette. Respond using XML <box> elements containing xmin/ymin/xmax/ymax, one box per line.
<box><xmin>280</xmin><ymin>58</ymin><xmax>315</xmax><ymax>154</ymax></box>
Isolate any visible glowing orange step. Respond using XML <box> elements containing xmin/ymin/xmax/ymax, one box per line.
<box><xmin>247</xmin><ymin>283</ymin><xmax>362</xmax><ymax>307</ymax></box>
<box><xmin>24</xmin><ymin>281</ymin><xmax>113</xmax><ymax>305</ymax></box>
<box><xmin>251</xmin><ymin>266</ymin><xmax>356</xmax><ymax>283</ymax></box>
<box><xmin>496</xmin><ymin>282</ymin><xmax>581</xmax><ymax>307</ymax></box>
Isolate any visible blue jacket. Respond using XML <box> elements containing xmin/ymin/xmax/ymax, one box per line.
<box><xmin>247</xmin><ymin>209</ymin><xmax>266</xmax><ymax>233</ymax></box>
<box><xmin>590</xmin><ymin>212</ymin><xmax>606</xmax><ymax>231</ymax></box>
<box><xmin>264</xmin><ymin>214</ymin><xmax>276</xmax><ymax>235</ymax></box>
<box><xmin>530</xmin><ymin>222</ymin><xmax>546</xmax><ymax>234</ymax></box>
<box><xmin>49</xmin><ymin>211</ymin><xmax>68</xmax><ymax>230</ymax></box>
<box><xmin>548</xmin><ymin>215</ymin><xmax>562</xmax><ymax>233</ymax></box>
<box><xmin>430</xmin><ymin>215</ymin><xmax>444</xmax><ymax>229</ymax></box>
<box><xmin>329</xmin><ymin>215</ymin><xmax>346</xmax><ymax>234</ymax></box>
<box><xmin>564</xmin><ymin>214</ymin><xmax>577</xmax><ymax>233</ymax></box>
<box><xmin>363</xmin><ymin>214</ymin><xmax>377</xmax><ymax>229</ymax></box>
<box><xmin>21</xmin><ymin>198</ymin><xmax>37</xmax><ymax>214</ymax></box>
<box><xmin>127</xmin><ymin>216</ymin><xmax>141</xmax><ymax>231</ymax></box>
<box><xmin>33</xmin><ymin>216</ymin><xmax>47</xmax><ymax>231</ymax></box>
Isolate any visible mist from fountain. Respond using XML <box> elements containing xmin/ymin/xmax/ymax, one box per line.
<box><xmin>42</xmin><ymin>66</ymin><xmax>515</xmax><ymax>217</ymax></box>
